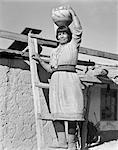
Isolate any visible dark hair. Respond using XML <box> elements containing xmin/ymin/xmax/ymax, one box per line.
<box><xmin>56</xmin><ymin>26</ymin><xmax>72</xmax><ymax>42</ymax></box>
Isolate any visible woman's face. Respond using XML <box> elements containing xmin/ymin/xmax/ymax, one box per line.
<box><xmin>58</xmin><ymin>32</ymin><xmax>69</xmax><ymax>45</ymax></box>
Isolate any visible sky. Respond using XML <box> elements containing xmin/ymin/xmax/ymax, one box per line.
<box><xmin>0</xmin><ymin>0</ymin><xmax>118</xmax><ymax>64</ymax></box>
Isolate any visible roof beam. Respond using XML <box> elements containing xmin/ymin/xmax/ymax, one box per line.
<box><xmin>0</xmin><ymin>48</ymin><xmax>95</xmax><ymax>66</ymax></box>
<box><xmin>0</xmin><ymin>29</ymin><xmax>118</xmax><ymax>60</ymax></box>
<box><xmin>0</xmin><ymin>29</ymin><xmax>58</xmax><ymax>48</ymax></box>
<box><xmin>79</xmin><ymin>47</ymin><xmax>118</xmax><ymax>61</ymax></box>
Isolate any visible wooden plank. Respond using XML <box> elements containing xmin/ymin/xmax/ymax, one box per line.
<box><xmin>8</xmin><ymin>27</ymin><xmax>42</xmax><ymax>51</ymax></box>
<box><xmin>0</xmin><ymin>48</ymin><xmax>29</xmax><ymax>57</ymax></box>
<box><xmin>81</xmin><ymin>85</ymin><xmax>92</xmax><ymax>150</ymax></box>
<box><xmin>28</xmin><ymin>35</ymin><xmax>44</xmax><ymax>150</ymax></box>
<box><xmin>35</xmin><ymin>81</ymin><xmax>49</xmax><ymax>89</ymax></box>
<box><xmin>0</xmin><ymin>29</ymin><xmax>58</xmax><ymax>48</ymax></box>
<box><xmin>79</xmin><ymin>47</ymin><xmax>118</xmax><ymax>61</ymax></box>
<box><xmin>80</xmin><ymin>75</ymin><xmax>116</xmax><ymax>85</ymax></box>
<box><xmin>80</xmin><ymin>75</ymin><xmax>102</xmax><ymax>84</ymax></box>
<box><xmin>0</xmin><ymin>30</ymin><xmax>118</xmax><ymax>60</ymax></box>
<box><xmin>0</xmin><ymin>48</ymin><xmax>95</xmax><ymax>66</ymax></box>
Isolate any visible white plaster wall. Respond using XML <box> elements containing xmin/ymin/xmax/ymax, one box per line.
<box><xmin>0</xmin><ymin>58</ymin><xmax>37</xmax><ymax>150</ymax></box>
<box><xmin>0</xmin><ymin>58</ymin><xmax>56</xmax><ymax>150</ymax></box>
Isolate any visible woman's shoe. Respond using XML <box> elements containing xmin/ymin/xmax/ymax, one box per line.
<box><xmin>68</xmin><ymin>134</ymin><xmax>77</xmax><ymax>150</ymax></box>
<box><xmin>49</xmin><ymin>132</ymin><xmax>68</xmax><ymax>149</ymax></box>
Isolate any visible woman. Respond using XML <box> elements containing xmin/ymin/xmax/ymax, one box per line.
<box><xmin>32</xmin><ymin>6</ymin><xmax>84</xmax><ymax>150</ymax></box>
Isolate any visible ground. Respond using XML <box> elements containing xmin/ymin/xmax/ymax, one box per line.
<box><xmin>89</xmin><ymin>140</ymin><xmax>118</xmax><ymax>150</ymax></box>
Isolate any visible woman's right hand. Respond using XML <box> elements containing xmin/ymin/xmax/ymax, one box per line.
<box><xmin>32</xmin><ymin>53</ymin><xmax>41</xmax><ymax>62</ymax></box>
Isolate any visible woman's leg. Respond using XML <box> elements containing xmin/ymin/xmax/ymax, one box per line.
<box><xmin>52</xmin><ymin>120</ymin><xmax>67</xmax><ymax>148</ymax></box>
<box><xmin>68</xmin><ymin>121</ymin><xmax>76</xmax><ymax>135</ymax></box>
<box><xmin>68</xmin><ymin>121</ymin><xmax>77</xmax><ymax>150</ymax></box>
<box><xmin>54</xmin><ymin>120</ymin><xmax>65</xmax><ymax>132</ymax></box>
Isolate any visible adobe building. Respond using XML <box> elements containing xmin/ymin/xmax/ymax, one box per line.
<box><xmin>0</xmin><ymin>28</ymin><xmax>118</xmax><ymax>150</ymax></box>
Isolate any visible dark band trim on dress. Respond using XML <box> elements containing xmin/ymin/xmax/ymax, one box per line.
<box><xmin>52</xmin><ymin>64</ymin><xmax>76</xmax><ymax>74</ymax></box>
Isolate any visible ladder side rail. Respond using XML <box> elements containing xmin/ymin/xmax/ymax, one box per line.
<box><xmin>28</xmin><ymin>34</ymin><xmax>44</xmax><ymax>150</ymax></box>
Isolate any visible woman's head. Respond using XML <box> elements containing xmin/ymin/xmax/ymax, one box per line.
<box><xmin>56</xmin><ymin>26</ymin><xmax>72</xmax><ymax>44</ymax></box>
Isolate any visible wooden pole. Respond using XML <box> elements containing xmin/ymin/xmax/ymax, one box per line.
<box><xmin>81</xmin><ymin>84</ymin><xmax>92</xmax><ymax>150</ymax></box>
<box><xmin>28</xmin><ymin>33</ymin><xmax>45</xmax><ymax>150</ymax></box>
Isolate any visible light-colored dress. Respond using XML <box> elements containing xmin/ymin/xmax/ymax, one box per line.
<box><xmin>49</xmin><ymin>26</ymin><xmax>84</xmax><ymax>120</ymax></box>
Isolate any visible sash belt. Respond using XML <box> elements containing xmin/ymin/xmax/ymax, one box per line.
<box><xmin>52</xmin><ymin>65</ymin><xmax>76</xmax><ymax>73</ymax></box>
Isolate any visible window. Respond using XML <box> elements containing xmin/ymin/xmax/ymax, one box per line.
<box><xmin>101</xmin><ymin>88</ymin><xmax>117</xmax><ymax>121</ymax></box>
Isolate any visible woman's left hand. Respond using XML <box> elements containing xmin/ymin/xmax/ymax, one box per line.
<box><xmin>67</xmin><ymin>5</ymin><xmax>76</xmax><ymax>16</ymax></box>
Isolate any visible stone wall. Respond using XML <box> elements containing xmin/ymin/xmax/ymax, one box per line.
<box><xmin>0</xmin><ymin>58</ymin><xmax>56</xmax><ymax>150</ymax></box>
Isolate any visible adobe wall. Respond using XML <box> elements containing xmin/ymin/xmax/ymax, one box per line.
<box><xmin>0</xmin><ymin>57</ymin><xmax>56</xmax><ymax>150</ymax></box>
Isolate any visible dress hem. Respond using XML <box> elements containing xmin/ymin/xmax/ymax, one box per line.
<box><xmin>39</xmin><ymin>113</ymin><xmax>85</xmax><ymax>121</ymax></box>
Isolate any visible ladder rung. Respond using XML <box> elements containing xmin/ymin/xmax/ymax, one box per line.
<box><xmin>38</xmin><ymin>113</ymin><xmax>85</xmax><ymax>121</ymax></box>
<box><xmin>30</xmin><ymin>33</ymin><xmax>41</xmax><ymax>39</ymax></box>
<box><xmin>35</xmin><ymin>82</ymin><xmax>49</xmax><ymax>89</ymax></box>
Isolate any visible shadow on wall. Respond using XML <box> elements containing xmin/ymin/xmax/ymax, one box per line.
<box><xmin>37</xmin><ymin>63</ymin><xmax>51</xmax><ymax>111</ymax></box>
<box><xmin>0</xmin><ymin>57</ymin><xmax>51</xmax><ymax>111</ymax></box>
<box><xmin>100</xmin><ymin>130</ymin><xmax>118</xmax><ymax>143</ymax></box>
<box><xmin>0</xmin><ymin>57</ymin><xmax>30</xmax><ymax>70</ymax></box>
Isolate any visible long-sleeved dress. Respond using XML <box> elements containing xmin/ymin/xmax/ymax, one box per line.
<box><xmin>49</xmin><ymin>26</ymin><xmax>84</xmax><ymax>121</ymax></box>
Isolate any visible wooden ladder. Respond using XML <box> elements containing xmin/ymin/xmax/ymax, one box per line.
<box><xmin>28</xmin><ymin>32</ymin><xmax>64</xmax><ymax>150</ymax></box>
